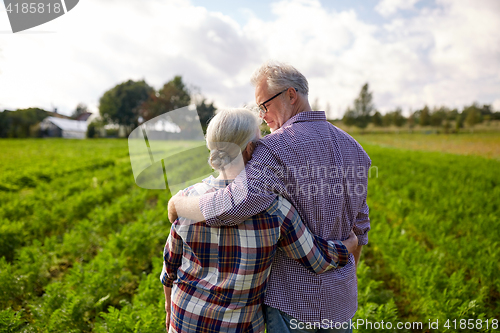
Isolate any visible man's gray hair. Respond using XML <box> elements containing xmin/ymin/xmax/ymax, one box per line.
<box><xmin>250</xmin><ymin>61</ymin><xmax>309</xmax><ymax>96</ymax></box>
<box><xmin>206</xmin><ymin>108</ymin><xmax>260</xmax><ymax>171</ymax></box>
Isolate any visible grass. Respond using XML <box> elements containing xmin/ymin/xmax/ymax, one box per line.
<box><xmin>351</xmin><ymin>132</ymin><xmax>500</xmax><ymax>160</ymax></box>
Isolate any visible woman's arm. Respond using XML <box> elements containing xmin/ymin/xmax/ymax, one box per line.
<box><xmin>275</xmin><ymin>197</ymin><xmax>356</xmax><ymax>274</ymax></box>
<box><xmin>164</xmin><ymin>285</ymin><xmax>172</xmax><ymax>330</ymax></box>
<box><xmin>160</xmin><ymin>224</ymin><xmax>183</xmax><ymax>330</ymax></box>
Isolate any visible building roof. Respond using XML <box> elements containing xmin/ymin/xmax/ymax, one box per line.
<box><xmin>75</xmin><ymin>112</ymin><xmax>93</xmax><ymax>121</ymax></box>
<box><xmin>44</xmin><ymin>116</ymin><xmax>88</xmax><ymax>132</ymax></box>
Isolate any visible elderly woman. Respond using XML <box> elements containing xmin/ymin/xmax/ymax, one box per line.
<box><xmin>160</xmin><ymin>108</ymin><xmax>358</xmax><ymax>333</ymax></box>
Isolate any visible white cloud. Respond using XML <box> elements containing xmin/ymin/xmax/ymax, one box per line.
<box><xmin>377</xmin><ymin>0</ymin><xmax>500</xmax><ymax>112</ymax></box>
<box><xmin>0</xmin><ymin>0</ymin><xmax>260</xmax><ymax>114</ymax></box>
<box><xmin>0</xmin><ymin>0</ymin><xmax>498</xmax><ymax>119</ymax></box>
<box><xmin>231</xmin><ymin>0</ymin><xmax>498</xmax><ymax>117</ymax></box>
<box><xmin>375</xmin><ymin>0</ymin><xmax>422</xmax><ymax>17</ymax></box>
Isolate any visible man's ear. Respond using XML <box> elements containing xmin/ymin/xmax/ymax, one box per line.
<box><xmin>288</xmin><ymin>87</ymin><xmax>298</xmax><ymax>105</ymax></box>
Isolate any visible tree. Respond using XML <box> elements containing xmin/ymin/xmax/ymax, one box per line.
<box><xmin>392</xmin><ymin>108</ymin><xmax>406</xmax><ymax>127</ymax></box>
<box><xmin>342</xmin><ymin>108</ymin><xmax>357</xmax><ymax>127</ymax></box>
<box><xmin>87</xmin><ymin>118</ymin><xmax>106</xmax><ymax>138</ymax></box>
<box><xmin>0</xmin><ymin>108</ymin><xmax>49</xmax><ymax>138</ymax></box>
<box><xmin>455</xmin><ymin>114</ymin><xmax>464</xmax><ymax>132</ymax></box>
<box><xmin>430</xmin><ymin>112</ymin><xmax>443</xmax><ymax>127</ymax></box>
<box><xmin>448</xmin><ymin>108</ymin><xmax>459</xmax><ymax>121</ymax></box>
<box><xmin>479</xmin><ymin>104</ymin><xmax>492</xmax><ymax>118</ymax></box>
<box><xmin>408</xmin><ymin>111</ymin><xmax>416</xmax><ymax>130</ymax></box>
<box><xmin>372</xmin><ymin>111</ymin><xmax>383</xmax><ymax>127</ymax></box>
<box><xmin>430</xmin><ymin>106</ymin><xmax>448</xmax><ymax>128</ymax></box>
<box><xmin>342</xmin><ymin>83</ymin><xmax>375</xmax><ymax>129</ymax></box>
<box><xmin>465</xmin><ymin>107</ymin><xmax>480</xmax><ymax>131</ymax></box>
<box><xmin>99</xmin><ymin>80</ymin><xmax>154</xmax><ymax>130</ymax></box>
<box><xmin>443</xmin><ymin>120</ymin><xmax>451</xmax><ymax>134</ymax></box>
<box><xmin>140</xmin><ymin>76</ymin><xmax>191</xmax><ymax>122</ymax></box>
<box><xmin>71</xmin><ymin>103</ymin><xmax>89</xmax><ymax>119</ymax></box>
<box><xmin>463</xmin><ymin>103</ymin><xmax>483</xmax><ymax>127</ymax></box>
<box><xmin>382</xmin><ymin>112</ymin><xmax>392</xmax><ymax>127</ymax></box>
<box><xmin>196</xmin><ymin>99</ymin><xmax>216</xmax><ymax>133</ymax></box>
<box><xmin>419</xmin><ymin>106</ymin><xmax>431</xmax><ymax>126</ymax></box>
<box><xmin>379</xmin><ymin>108</ymin><xmax>405</xmax><ymax>128</ymax></box>
<box><xmin>87</xmin><ymin>121</ymin><xmax>97</xmax><ymax>138</ymax></box>
<box><xmin>484</xmin><ymin>114</ymin><xmax>491</xmax><ymax>126</ymax></box>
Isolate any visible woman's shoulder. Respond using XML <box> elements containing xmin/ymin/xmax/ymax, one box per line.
<box><xmin>181</xmin><ymin>176</ymin><xmax>218</xmax><ymax>197</ymax></box>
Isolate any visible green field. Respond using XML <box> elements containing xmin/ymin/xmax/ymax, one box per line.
<box><xmin>1</xmin><ymin>136</ymin><xmax>499</xmax><ymax>332</ymax></box>
<box><xmin>353</xmin><ymin>132</ymin><xmax>500</xmax><ymax>160</ymax></box>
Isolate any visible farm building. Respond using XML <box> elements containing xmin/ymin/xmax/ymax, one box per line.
<box><xmin>40</xmin><ymin>116</ymin><xmax>88</xmax><ymax>139</ymax></box>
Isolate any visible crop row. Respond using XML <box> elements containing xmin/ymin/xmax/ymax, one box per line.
<box><xmin>0</xmin><ymin>161</ymin><xmax>134</xmax><ymax>262</ymax></box>
<box><xmin>356</xmin><ymin>144</ymin><xmax>500</xmax><ymax>332</ymax></box>
<box><xmin>13</xmin><ymin>193</ymin><xmax>169</xmax><ymax>332</ymax></box>
<box><xmin>0</xmin><ymin>140</ymin><xmax>182</xmax><ymax>331</ymax></box>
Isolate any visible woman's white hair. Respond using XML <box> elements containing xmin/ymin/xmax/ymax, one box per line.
<box><xmin>206</xmin><ymin>108</ymin><xmax>260</xmax><ymax>171</ymax></box>
<box><xmin>250</xmin><ymin>60</ymin><xmax>309</xmax><ymax>96</ymax></box>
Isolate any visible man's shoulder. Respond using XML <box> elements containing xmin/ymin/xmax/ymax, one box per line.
<box><xmin>329</xmin><ymin>124</ymin><xmax>372</xmax><ymax>165</ymax></box>
<box><xmin>255</xmin><ymin>123</ymin><xmax>304</xmax><ymax>156</ymax></box>
<box><xmin>259</xmin><ymin>121</ymin><xmax>366</xmax><ymax>152</ymax></box>
<box><xmin>258</xmin><ymin>128</ymin><xmax>286</xmax><ymax>148</ymax></box>
<box><xmin>328</xmin><ymin>123</ymin><xmax>360</xmax><ymax>144</ymax></box>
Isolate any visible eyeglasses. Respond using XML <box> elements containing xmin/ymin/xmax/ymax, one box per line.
<box><xmin>258</xmin><ymin>88</ymin><xmax>297</xmax><ymax>115</ymax></box>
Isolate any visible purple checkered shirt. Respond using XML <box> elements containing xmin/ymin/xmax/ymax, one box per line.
<box><xmin>199</xmin><ymin>111</ymin><xmax>371</xmax><ymax>324</ymax></box>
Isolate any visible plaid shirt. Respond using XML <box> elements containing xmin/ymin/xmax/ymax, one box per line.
<box><xmin>200</xmin><ymin>111</ymin><xmax>371</xmax><ymax>324</ymax></box>
<box><xmin>161</xmin><ymin>175</ymin><xmax>349</xmax><ymax>333</ymax></box>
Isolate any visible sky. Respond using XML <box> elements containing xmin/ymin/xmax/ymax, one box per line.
<box><xmin>0</xmin><ymin>0</ymin><xmax>499</xmax><ymax>119</ymax></box>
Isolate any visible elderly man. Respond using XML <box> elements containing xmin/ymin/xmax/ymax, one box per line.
<box><xmin>168</xmin><ymin>61</ymin><xmax>371</xmax><ymax>333</ymax></box>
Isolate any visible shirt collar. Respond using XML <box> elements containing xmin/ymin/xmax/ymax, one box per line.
<box><xmin>281</xmin><ymin>111</ymin><xmax>327</xmax><ymax>128</ymax></box>
<box><xmin>202</xmin><ymin>175</ymin><xmax>234</xmax><ymax>189</ymax></box>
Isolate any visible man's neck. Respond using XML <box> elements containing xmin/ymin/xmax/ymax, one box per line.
<box><xmin>287</xmin><ymin>102</ymin><xmax>313</xmax><ymax>120</ymax></box>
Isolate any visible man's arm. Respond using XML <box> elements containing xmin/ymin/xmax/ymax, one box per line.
<box><xmin>352</xmin><ymin>196</ymin><xmax>370</xmax><ymax>268</ymax></box>
<box><xmin>169</xmin><ymin>143</ymin><xmax>282</xmax><ymax>226</ymax></box>
<box><xmin>352</xmin><ymin>245</ymin><xmax>363</xmax><ymax>268</ymax></box>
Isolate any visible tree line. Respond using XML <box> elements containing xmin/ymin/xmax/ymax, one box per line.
<box><xmin>2</xmin><ymin>79</ymin><xmax>498</xmax><ymax>138</ymax></box>
<box><xmin>88</xmin><ymin>76</ymin><xmax>216</xmax><ymax>138</ymax></box>
<box><xmin>342</xmin><ymin>83</ymin><xmax>500</xmax><ymax>132</ymax></box>
<box><xmin>0</xmin><ymin>76</ymin><xmax>216</xmax><ymax>138</ymax></box>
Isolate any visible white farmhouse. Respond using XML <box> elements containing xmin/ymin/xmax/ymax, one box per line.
<box><xmin>40</xmin><ymin>116</ymin><xmax>88</xmax><ymax>139</ymax></box>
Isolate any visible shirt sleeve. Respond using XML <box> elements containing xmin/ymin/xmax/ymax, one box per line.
<box><xmin>277</xmin><ymin>199</ymin><xmax>349</xmax><ymax>273</ymax></box>
<box><xmin>199</xmin><ymin>142</ymin><xmax>283</xmax><ymax>227</ymax></box>
<box><xmin>353</xmin><ymin>155</ymin><xmax>371</xmax><ymax>246</ymax></box>
<box><xmin>160</xmin><ymin>223</ymin><xmax>183</xmax><ymax>287</ymax></box>
<box><xmin>353</xmin><ymin>198</ymin><xmax>370</xmax><ymax>246</ymax></box>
